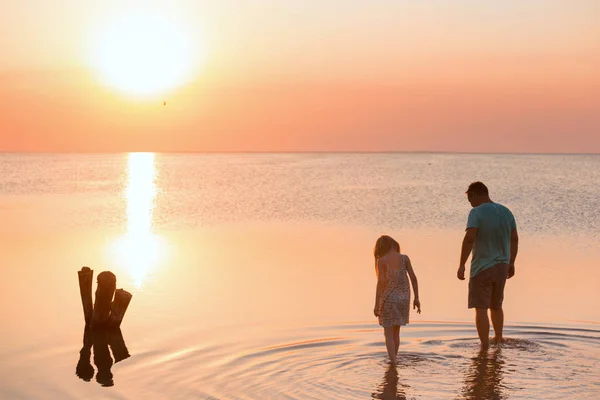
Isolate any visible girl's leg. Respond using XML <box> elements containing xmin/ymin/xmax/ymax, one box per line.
<box><xmin>384</xmin><ymin>327</ymin><xmax>397</xmax><ymax>364</ymax></box>
<box><xmin>393</xmin><ymin>326</ymin><xmax>400</xmax><ymax>356</ymax></box>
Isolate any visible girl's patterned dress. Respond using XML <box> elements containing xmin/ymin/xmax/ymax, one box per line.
<box><xmin>378</xmin><ymin>254</ymin><xmax>411</xmax><ymax>328</ymax></box>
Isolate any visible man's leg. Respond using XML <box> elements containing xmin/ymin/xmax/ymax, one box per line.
<box><xmin>490</xmin><ymin>308</ymin><xmax>504</xmax><ymax>342</ymax></box>
<box><xmin>470</xmin><ymin>270</ymin><xmax>492</xmax><ymax>348</ymax></box>
<box><xmin>475</xmin><ymin>308</ymin><xmax>490</xmax><ymax>348</ymax></box>
<box><xmin>489</xmin><ymin>264</ymin><xmax>509</xmax><ymax>343</ymax></box>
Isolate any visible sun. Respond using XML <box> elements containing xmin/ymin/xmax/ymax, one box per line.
<box><xmin>90</xmin><ymin>14</ymin><xmax>199</xmax><ymax>97</ymax></box>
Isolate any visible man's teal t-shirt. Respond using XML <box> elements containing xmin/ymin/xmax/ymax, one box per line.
<box><xmin>467</xmin><ymin>202</ymin><xmax>516</xmax><ymax>278</ymax></box>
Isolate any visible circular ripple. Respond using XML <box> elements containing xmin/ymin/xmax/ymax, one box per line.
<box><xmin>199</xmin><ymin>322</ymin><xmax>600</xmax><ymax>399</ymax></box>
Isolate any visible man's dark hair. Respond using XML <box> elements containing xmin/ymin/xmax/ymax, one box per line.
<box><xmin>466</xmin><ymin>181</ymin><xmax>489</xmax><ymax>196</ymax></box>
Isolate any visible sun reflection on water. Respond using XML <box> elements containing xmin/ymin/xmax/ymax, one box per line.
<box><xmin>109</xmin><ymin>153</ymin><xmax>166</xmax><ymax>288</ymax></box>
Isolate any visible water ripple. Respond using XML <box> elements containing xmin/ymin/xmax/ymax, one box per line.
<box><xmin>148</xmin><ymin>321</ymin><xmax>600</xmax><ymax>399</ymax></box>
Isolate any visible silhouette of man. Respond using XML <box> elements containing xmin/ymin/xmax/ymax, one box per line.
<box><xmin>457</xmin><ymin>182</ymin><xmax>519</xmax><ymax>347</ymax></box>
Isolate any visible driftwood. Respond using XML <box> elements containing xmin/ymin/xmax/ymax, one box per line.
<box><xmin>91</xmin><ymin>271</ymin><xmax>116</xmax><ymax>328</ymax></box>
<box><xmin>78</xmin><ymin>267</ymin><xmax>94</xmax><ymax>325</ymax></box>
<box><xmin>78</xmin><ymin>267</ymin><xmax>133</xmax><ymax>329</ymax></box>
<box><xmin>76</xmin><ymin>268</ymin><xmax>132</xmax><ymax>387</ymax></box>
<box><xmin>110</xmin><ymin>289</ymin><xmax>133</xmax><ymax>328</ymax></box>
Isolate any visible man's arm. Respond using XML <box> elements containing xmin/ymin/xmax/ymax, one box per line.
<box><xmin>457</xmin><ymin>228</ymin><xmax>478</xmax><ymax>280</ymax></box>
<box><xmin>508</xmin><ymin>228</ymin><xmax>519</xmax><ymax>279</ymax></box>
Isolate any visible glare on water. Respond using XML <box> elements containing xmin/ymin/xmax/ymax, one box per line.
<box><xmin>108</xmin><ymin>153</ymin><xmax>167</xmax><ymax>288</ymax></box>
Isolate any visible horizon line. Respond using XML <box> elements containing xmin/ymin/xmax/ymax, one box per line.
<box><xmin>1</xmin><ymin>150</ymin><xmax>599</xmax><ymax>156</ymax></box>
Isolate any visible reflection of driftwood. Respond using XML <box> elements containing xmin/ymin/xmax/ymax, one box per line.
<box><xmin>93</xmin><ymin>329</ymin><xmax>114</xmax><ymax>387</ymax></box>
<box><xmin>109</xmin><ymin>327</ymin><xmax>131</xmax><ymax>363</ymax></box>
<box><xmin>75</xmin><ymin>326</ymin><xmax>130</xmax><ymax>387</ymax></box>
<box><xmin>110</xmin><ymin>289</ymin><xmax>133</xmax><ymax>328</ymax></box>
<box><xmin>76</xmin><ymin>327</ymin><xmax>94</xmax><ymax>382</ymax></box>
<box><xmin>78</xmin><ymin>267</ymin><xmax>94</xmax><ymax>325</ymax></box>
<box><xmin>92</xmin><ymin>272</ymin><xmax>116</xmax><ymax>328</ymax></box>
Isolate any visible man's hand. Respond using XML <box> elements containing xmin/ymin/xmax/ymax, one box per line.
<box><xmin>457</xmin><ymin>265</ymin><xmax>466</xmax><ymax>280</ymax></box>
<box><xmin>373</xmin><ymin>306</ymin><xmax>380</xmax><ymax>318</ymax></box>
<box><xmin>507</xmin><ymin>264</ymin><xmax>515</xmax><ymax>279</ymax></box>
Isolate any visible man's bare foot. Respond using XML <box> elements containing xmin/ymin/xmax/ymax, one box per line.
<box><xmin>480</xmin><ymin>338</ymin><xmax>490</xmax><ymax>349</ymax></box>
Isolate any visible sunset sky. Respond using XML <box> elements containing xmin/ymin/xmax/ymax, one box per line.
<box><xmin>1</xmin><ymin>1</ymin><xmax>598</xmax><ymax>152</ymax></box>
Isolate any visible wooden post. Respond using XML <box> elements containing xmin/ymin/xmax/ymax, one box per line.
<box><xmin>91</xmin><ymin>271</ymin><xmax>116</xmax><ymax>328</ymax></box>
<box><xmin>77</xmin><ymin>267</ymin><xmax>94</xmax><ymax>325</ymax></box>
<box><xmin>110</xmin><ymin>289</ymin><xmax>133</xmax><ymax>328</ymax></box>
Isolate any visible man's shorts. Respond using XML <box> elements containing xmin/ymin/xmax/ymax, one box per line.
<box><xmin>468</xmin><ymin>263</ymin><xmax>509</xmax><ymax>309</ymax></box>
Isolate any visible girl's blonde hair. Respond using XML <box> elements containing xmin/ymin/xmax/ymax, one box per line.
<box><xmin>373</xmin><ymin>235</ymin><xmax>400</xmax><ymax>275</ymax></box>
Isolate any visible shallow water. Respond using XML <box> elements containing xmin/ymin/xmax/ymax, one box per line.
<box><xmin>1</xmin><ymin>321</ymin><xmax>598</xmax><ymax>399</ymax></box>
<box><xmin>1</xmin><ymin>153</ymin><xmax>599</xmax><ymax>399</ymax></box>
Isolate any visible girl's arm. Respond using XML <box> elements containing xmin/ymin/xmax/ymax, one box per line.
<box><xmin>405</xmin><ymin>256</ymin><xmax>421</xmax><ymax>313</ymax></box>
<box><xmin>374</xmin><ymin>259</ymin><xmax>387</xmax><ymax>316</ymax></box>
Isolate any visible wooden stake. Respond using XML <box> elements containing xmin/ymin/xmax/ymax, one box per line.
<box><xmin>91</xmin><ymin>271</ymin><xmax>116</xmax><ymax>328</ymax></box>
<box><xmin>110</xmin><ymin>289</ymin><xmax>133</xmax><ymax>328</ymax></box>
<box><xmin>77</xmin><ymin>267</ymin><xmax>94</xmax><ymax>325</ymax></box>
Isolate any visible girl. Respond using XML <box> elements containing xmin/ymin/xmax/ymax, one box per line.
<box><xmin>373</xmin><ymin>235</ymin><xmax>421</xmax><ymax>364</ymax></box>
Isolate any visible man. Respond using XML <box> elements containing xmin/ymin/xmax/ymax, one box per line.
<box><xmin>457</xmin><ymin>182</ymin><xmax>519</xmax><ymax>347</ymax></box>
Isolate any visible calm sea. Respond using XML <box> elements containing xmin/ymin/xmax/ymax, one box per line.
<box><xmin>0</xmin><ymin>153</ymin><xmax>598</xmax><ymax>399</ymax></box>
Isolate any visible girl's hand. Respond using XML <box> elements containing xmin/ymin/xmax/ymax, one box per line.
<box><xmin>373</xmin><ymin>306</ymin><xmax>380</xmax><ymax>318</ymax></box>
<box><xmin>413</xmin><ymin>299</ymin><xmax>421</xmax><ymax>314</ymax></box>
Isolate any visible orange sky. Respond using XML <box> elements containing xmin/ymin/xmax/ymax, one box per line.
<box><xmin>1</xmin><ymin>1</ymin><xmax>599</xmax><ymax>152</ymax></box>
